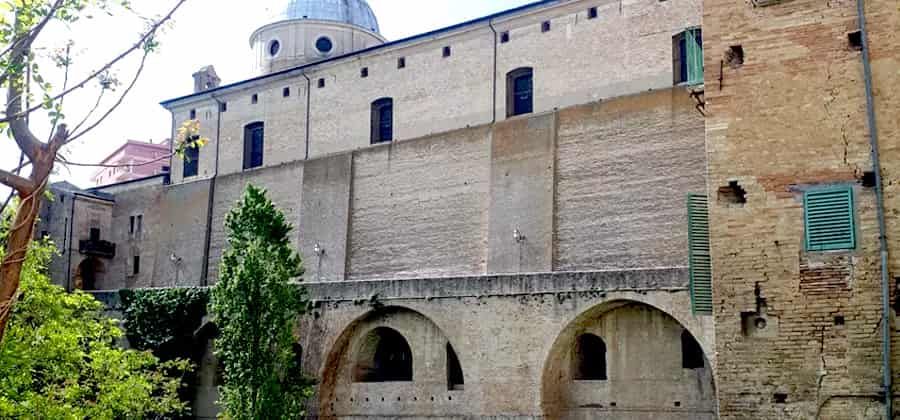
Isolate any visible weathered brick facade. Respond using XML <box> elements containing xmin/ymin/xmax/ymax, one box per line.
<box><xmin>703</xmin><ymin>0</ymin><xmax>900</xmax><ymax>418</ymax></box>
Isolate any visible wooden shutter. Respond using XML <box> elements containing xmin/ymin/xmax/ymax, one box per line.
<box><xmin>804</xmin><ymin>187</ymin><xmax>856</xmax><ymax>251</ymax></box>
<box><xmin>686</xmin><ymin>28</ymin><xmax>704</xmax><ymax>85</ymax></box>
<box><xmin>688</xmin><ymin>193</ymin><xmax>713</xmax><ymax>315</ymax></box>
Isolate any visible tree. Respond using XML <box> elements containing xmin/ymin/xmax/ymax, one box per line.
<box><xmin>0</xmin><ymin>211</ymin><xmax>192</xmax><ymax>419</ymax></box>
<box><xmin>210</xmin><ymin>185</ymin><xmax>314</xmax><ymax>420</ymax></box>
<box><xmin>0</xmin><ymin>0</ymin><xmax>200</xmax><ymax>342</ymax></box>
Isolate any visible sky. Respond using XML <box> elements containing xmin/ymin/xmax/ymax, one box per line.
<box><xmin>0</xmin><ymin>0</ymin><xmax>535</xmax><ymax>193</ymax></box>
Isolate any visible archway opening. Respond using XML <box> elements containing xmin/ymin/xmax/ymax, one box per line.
<box><xmin>75</xmin><ymin>257</ymin><xmax>105</xmax><ymax>290</ymax></box>
<box><xmin>353</xmin><ymin>327</ymin><xmax>412</xmax><ymax>382</ymax></box>
<box><xmin>447</xmin><ymin>343</ymin><xmax>465</xmax><ymax>390</ymax></box>
<box><xmin>572</xmin><ymin>333</ymin><xmax>607</xmax><ymax>380</ymax></box>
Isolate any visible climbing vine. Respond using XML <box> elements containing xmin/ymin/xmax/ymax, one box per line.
<box><xmin>119</xmin><ymin>287</ymin><xmax>209</xmax><ymax>359</ymax></box>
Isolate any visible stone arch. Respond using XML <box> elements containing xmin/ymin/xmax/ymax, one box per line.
<box><xmin>353</xmin><ymin>326</ymin><xmax>413</xmax><ymax>382</ymax></box>
<box><xmin>541</xmin><ymin>299</ymin><xmax>717</xmax><ymax>420</ymax></box>
<box><xmin>74</xmin><ymin>257</ymin><xmax>106</xmax><ymax>290</ymax></box>
<box><xmin>318</xmin><ymin>306</ymin><xmax>466</xmax><ymax>418</ymax></box>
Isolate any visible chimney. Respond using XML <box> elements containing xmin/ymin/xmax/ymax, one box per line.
<box><xmin>192</xmin><ymin>65</ymin><xmax>221</xmax><ymax>93</ymax></box>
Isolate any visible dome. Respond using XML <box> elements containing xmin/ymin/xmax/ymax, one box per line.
<box><xmin>273</xmin><ymin>0</ymin><xmax>380</xmax><ymax>34</ymax></box>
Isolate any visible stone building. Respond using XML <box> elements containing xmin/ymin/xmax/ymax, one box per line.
<box><xmin>33</xmin><ymin>0</ymin><xmax>900</xmax><ymax>418</ymax></box>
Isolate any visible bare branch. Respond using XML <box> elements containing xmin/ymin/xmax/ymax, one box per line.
<box><xmin>56</xmin><ymin>150</ymin><xmax>173</xmax><ymax>169</ymax></box>
<box><xmin>0</xmin><ymin>0</ymin><xmax>66</xmax><ymax>89</ymax></box>
<box><xmin>70</xmin><ymin>87</ymin><xmax>106</xmax><ymax>134</ymax></box>
<box><xmin>0</xmin><ymin>0</ymin><xmax>189</xmax><ymax>126</ymax></box>
<box><xmin>67</xmin><ymin>46</ymin><xmax>150</xmax><ymax>143</ymax></box>
<box><xmin>0</xmin><ymin>169</ymin><xmax>33</xmax><ymax>195</ymax></box>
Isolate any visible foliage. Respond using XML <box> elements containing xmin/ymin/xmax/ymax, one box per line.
<box><xmin>119</xmin><ymin>287</ymin><xmax>209</xmax><ymax>358</ymax></box>
<box><xmin>210</xmin><ymin>185</ymin><xmax>314</xmax><ymax>420</ymax></box>
<box><xmin>0</xmin><ymin>230</ymin><xmax>192</xmax><ymax>419</ymax></box>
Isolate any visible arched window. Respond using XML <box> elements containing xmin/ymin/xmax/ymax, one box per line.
<box><xmin>354</xmin><ymin>327</ymin><xmax>413</xmax><ymax>382</ymax></box>
<box><xmin>447</xmin><ymin>343</ymin><xmax>465</xmax><ymax>390</ymax></box>
<box><xmin>507</xmin><ymin>67</ymin><xmax>533</xmax><ymax>117</ymax></box>
<box><xmin>371</xmin><ymin>98</ymin><xmax>393</xmax><ymax>144</ymax></box>
<box><xmin>243</xmin><ymin>122</ymin><xmax>264</xmax><ymax>170</ymax></box>
<box><xmin>681</xmin><ymin>330</ymin><xmax>705</xmax><ymax>369</ymax></box>
<box><xmin>572</xmin><ymin>333</ymin><xmax>607</xmax><ymax>380</ymax></box>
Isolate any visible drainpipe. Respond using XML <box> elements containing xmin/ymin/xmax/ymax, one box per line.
<box><xmin>855</xmin><ymin>0</ymin><xmax>892</xmax><ymax>416</ymax></box>
<box><xmin>65</xmin><ymin>193</ymin><xmax>75</xmax><ymax>291</ymax></box>
<box><xmin>302</xmin><ymin>73</ymin><xmax>312</xmax><ymax>160</ymax></box>
<box><xmin>200</xmin><ymin>95</ymin><xmax>224</xmax><ymax>287</ymax></box>
<box><xmin>488</xmin><ymin>20</ymin><xmax>499</xmax><ymax>125</ymax></box>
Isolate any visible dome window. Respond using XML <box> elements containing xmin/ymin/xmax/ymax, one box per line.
<box><xmin>268</xmin><ymin>39</ymin><xmax>281</xmax><ymax>57</ymax></box>
<box><xmin>315</xmin><ymin>36</ymin><xmax>334</xmax><ymax>54</ymax></box>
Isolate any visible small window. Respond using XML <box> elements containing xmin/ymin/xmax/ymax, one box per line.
<box><xmin>681</xmin><ymin>330</ymin><xmax>704</xmax><ymax>369</ymax></box>
<box><xmin>397</xmin><ymin>57</ymin><xmax>406</xmax><ymax>69</ymax></box>
<box><xmin>129</xmin><ymin>216</ymin><xmax>135</xmax><ymax>235</ymax></box>
<box><xmin>136</xmin><ymin>215</ymin><xmax>143</xmax><ymax>237</ymax></box>
<box><xmin>500</xmin><ymin>31</ymin><xmax>510</xmax><ymax>43</ymax></box>
<box><xmin>133</xmin><ymin>255</ymin><xmax>141</xmax><ymax>275</ymax></box>
<box><xmin>542</xmin><ymin>21</ymin><xmax>551</xmax><ymax>32</ymax></box>
<box><xmin>183</xmin><ymin>142</ymin><xmax>200</xmax><ymax>178</ymax></box>
<box><xmin>804</xmin><ymin>187</ymin><xmax>856</xmax><ymax>251</ymax></box>
<box><xmin>283</xmin><ymin>87</ymin><xmax>290</xmax><ymax>97</ymax></box>
<box><xmin>573</xmin><ymin>334</ymin><xmax>607</xmax><ymax>380</ymax></box>
<box><xmin>251</xmin><ymin>94</ymin><xmax>259</xmax><ymax>104</ymax></box>
<box><xmin>674</xmin><ymin>28</ymin><xmax>704</xmax><ymax>85</ymax></box>
<box><xmin>317</xmin><ymin>78</ymin><xmax>325</xmax><ymax>88</ymax></box>
<box><xmin>443</xmin><ymin>46</ymin><xmax>452</xmax><ymax>58</ymax></box>
<box><xmin>361</xmin><ymin>67</ymin><xmax>369</xmax><ymax>78</ymax></box>
<box><xmin>371</xmin><ymin>98</ymin><xmax>393</xmax><ymax>144</ymax></box>
<box><xmin>189</xmin><ymin>109</ymin><xmax>196</xmax><ymax>120</ymax></box>
<box><xmin>268</xmin><ymin>39</ymin><xmax>281</xmax><ymax>57</ymax></box>
<box><xmin>506</xmin><ymin>67</ymin><xmax>534</xmax><ymax>117</ymax></box>
<box><xmin>219</xmin><ymin>102</ymin><xmax>227</xmax><ymax>112</ymax></box>
<box><xmin>90</xmin><ymin>228</ymin><xmax>101</xmax><ymax>242</ymax></box>
<box><xmin>588</xmin><ymin>7</ymin><xmax>598</xmax><ymax>19</ymax></box>
<box><xmin>315</xmin><ymin>36</ymin><xmax>334</xmax><ymax>54</ymax></box>
<box><xmin>243</xmin><ymin>122</ymin><xmax>265</xmax><ymax>170</ymax></box>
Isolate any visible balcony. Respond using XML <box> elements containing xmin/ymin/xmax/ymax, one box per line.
<box><xmin>79</xmin><ymin>239</ymin><xmax>116</xmax><ymax>259</ymax></box>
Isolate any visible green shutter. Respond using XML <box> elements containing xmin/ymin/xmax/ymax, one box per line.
<box><xmin>804</xmin><ymin>187</ymin><xmax>856</xmax><ymax>251</ymax></box>
<box><xmin>688</xmin><ymin>193</ymin><xmax>713</xmax><ymax>315</ymax></box>
<box><xmin>686</xmin><ymin>28</ymin><xmax>704</xmax><ymax>85</ymax></box>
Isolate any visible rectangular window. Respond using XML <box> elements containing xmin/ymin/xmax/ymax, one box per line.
<box><xmin>189</xmin><ymin>109</ymin><xmax>196</xmax><ymax>120</ymax></box>
<box><xmin>500</xmin><ymin>31</ymin><xmax>510</xmax><ymax>43</ymax></box>
<box><xmin>183</xmin><ymin>144</ymin><xmax>199</xmax><ymax>177</ymax></box>
<box><xmin>443</xmin><ymin>46</ymin><xmax>452</xmax><ymax>58</ymax></box>
<box><xmin>318</xmin><ymin>78</ymin><xmax>326</xmax><ymax>88</ymax></box>
<box><xmin>283</xmin><ymin>87</ymin><xmax>290</xmax><ymax>97</ymax></box>
<box><xmin>129</xmin><ymin>216</ymin><xmax>135</xmax><ymax>235</ymax></box>
<box><xmin>588</xmin><ymin>7</ymin><xmax>598</xmax><ymax>19</ymax></box>
<box><xmin>687</xmin><ymin>193</ymin><xmax>712</xmax><ymax>315</ymax></box>
<box><xmin>90</xmin><ymin>228</ymin><xmax>101</xmax><ymax>242</ymax></box>
<box><xmin>674</xmin><ymin>28</ymin><xmax>703</xmax><ymax>85</ymax></box>
<box><xmin>220</xmin><ymin>102</ymin><xmax>228</xmax><ymax>112</ymax></box>
<box><xmin>136</xmin><ymin>215</ymin><xmax>143</xmax><ymax>238</ymax></box>
<box><xmin>542</xmin><ymin>21</ymin><xmax>551</xmax><ymax>32</ymax></box>
<box><xmin>371</xmin><ymin>98</ymin><xmax>393</xmax><ymax>144</ymax></box>
<box><xmin>398</xmin><ymin>57</ymin><xmax>406</xmax><ymax>69</ymax></box>
<box><xmin>243</xmin><ymin>123</ymin><xmax>265</xmax><ymax>170</ymax></box>
<box><xmin>804</xmin><ymin>187</ymin><xmax>856</xmax><ymax>251</ymax></box>
<box><xmin>507</xmin><ymin>68</ymin><xmax>534</xmax><ymax>117</ymax></box>
<box><xmin>361</xmin><ymin>67</ymin><xmax>369</xmax><ymax>78</ymax></box>
<box><xmin>133</xmin><ymin>255</ymin><xmax>141</xmax><ymax>275</ymax></box>
<box><xmin>251</xmin><ymin>94</ymin><xmax>258</xmax><ymax>104</ymax></box>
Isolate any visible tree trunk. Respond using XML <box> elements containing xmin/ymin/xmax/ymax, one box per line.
<box><xmin>0</xmin><ymin>186</ymin><xmax>43</xmax><ymax>342</ymax></box>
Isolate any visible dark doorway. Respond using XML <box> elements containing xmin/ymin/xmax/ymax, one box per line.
<box><xmin>573</xmin><ymin>333</ymin><xmax>607</xmax><ymax>380</ymax></box>
<box><xmin>447</xmin><ymin>343</ymin><xmax>465</xmax><ymax>390</ymax></box>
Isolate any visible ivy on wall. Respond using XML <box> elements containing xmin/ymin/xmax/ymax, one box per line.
<box><xmin>119</xmin><ymin>287</ymin><xmax>210</xmax><ymax>359</ymax></box>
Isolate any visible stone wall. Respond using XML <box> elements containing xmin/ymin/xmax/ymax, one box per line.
<box><xmin>301</xmin><ymin>269</ymin><xmax>717</xmax><ymax>419</ymax></box>
<box><xmin>164</xmin><ymin>0</ymin><xmax>702</xmax><ymax>184</ymax></box>
<box><xmin>702</xmin><ymin>0</ymin><xmax>900</xmax><ymax>418</ymax></box>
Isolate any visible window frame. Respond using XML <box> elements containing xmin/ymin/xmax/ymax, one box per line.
<box><xmin>243</xmin><ymin>122</ymin><xmax>265</xmax><ymax>170</ymax></box>
<box><xmin>506</xmin><ymin>67</ymin><xmax>534</xmax><ymax>118</ymax></box>
<box><xmin>673</xmin><ymin>27</ymin><xmax>703</xmax><ymax>86</ymax></box>
<box><xmin>371</xmin><ymin>98</ymin><xmax>394</xmax><ymax>144</ymax></box>
<box><xmin>182</xmin><ymin>139</ymin><xmax>200</xmax><ymax>178</ymax></box>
